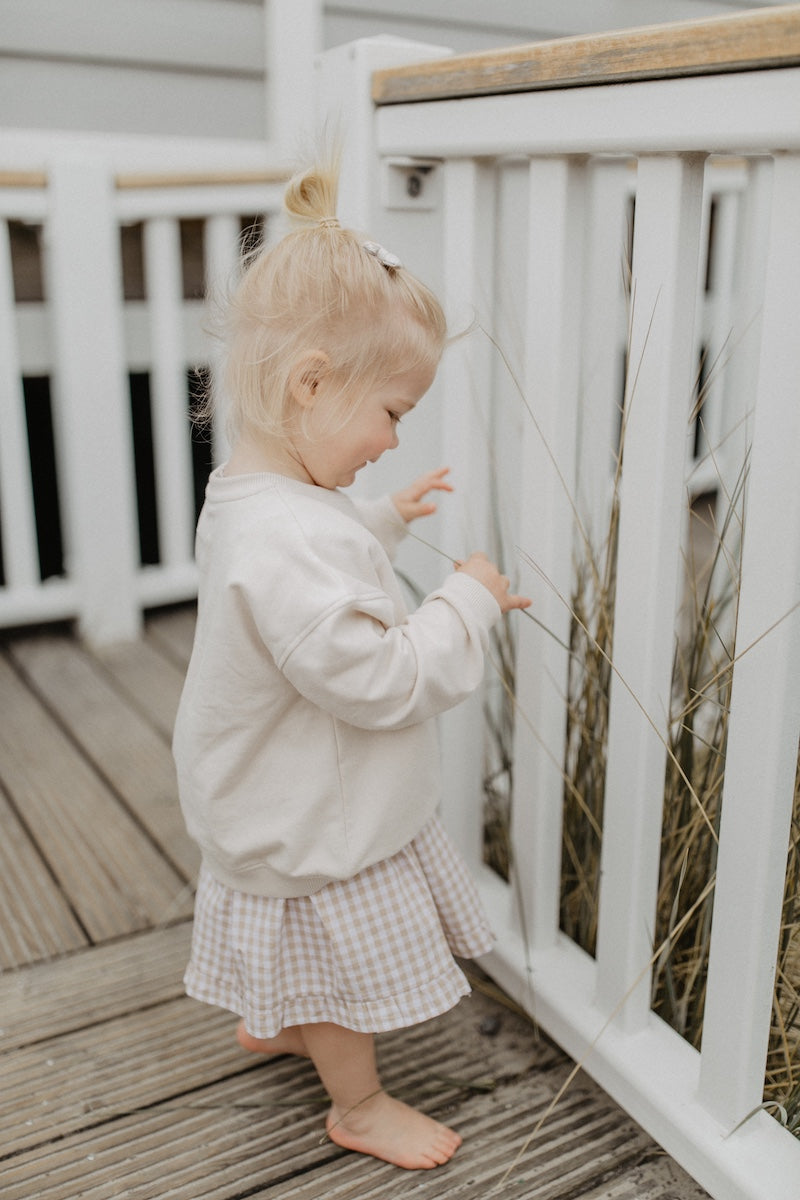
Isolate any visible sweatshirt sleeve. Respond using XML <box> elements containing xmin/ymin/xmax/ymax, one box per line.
<box><xmin>276</xmin><ymin>569</ymin><xmax>501</xmax><ymax>730</ymax></box>
<box><xmin>350</xmin><ymin>495</ymin><xmax>407</xmax><ymax>562</ymax></box>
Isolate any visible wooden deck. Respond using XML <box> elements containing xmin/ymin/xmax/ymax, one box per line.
<box><xmin>0</xmin><ymin>607</ymin><xmax>712</xmax><ymax>1199</ymax></box>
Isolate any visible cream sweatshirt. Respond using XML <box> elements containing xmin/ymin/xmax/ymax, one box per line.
<box><xmin>172</xmin><ymin>468</ymin><xmax>501</xmax><ymax>897</ymax></box>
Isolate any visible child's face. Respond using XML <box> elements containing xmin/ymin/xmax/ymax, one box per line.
<box><xmin>297</xmin><ymin>364</ymin><xmax>435</xmax><ymax>490</ymax></box>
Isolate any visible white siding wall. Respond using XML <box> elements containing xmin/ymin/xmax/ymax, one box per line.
<box><xmin>0</xmin><ymin>0</ymin><xmax>267</xmax><ymax>141</ymax></box>
<box><xmin>1</xmin><ymin>0</ymin><xmax>795</xmax><ymax>143</ymax></box>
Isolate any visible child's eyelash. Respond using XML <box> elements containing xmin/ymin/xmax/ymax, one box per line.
<box><xmin>389</xmin><ymin>412</ymin><xmax>402</xmax><ymax>424</ymax></box>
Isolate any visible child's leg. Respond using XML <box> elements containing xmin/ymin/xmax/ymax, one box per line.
<box><xmin>301</xmin><ymin>1022</ymin><xmax>461</xmax><ymax>1170</ymax></box>
<box><xmin>236</xmin><ymin>1020</ymin><xmax>308</xmax><ymax>1057</ymax></box>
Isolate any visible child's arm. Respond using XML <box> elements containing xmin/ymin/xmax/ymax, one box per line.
<box><xmin>351</xmin><ymin>467</ymin><xmax>451</xmax><ymax>562</ymax></box>
<box><xmin>392</xmin><ymin>468</ymin><xmax>530</xmax><ymax>614</ymax></box>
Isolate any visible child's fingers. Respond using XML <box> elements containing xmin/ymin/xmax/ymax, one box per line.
<box><xmin>504</xmin><ymin>593</ymin><xmax>533</xmax><ymax>611</ymax></box>
<box><xmin>415</xmin><ymin>467</ymin><xmax>453</xmax><ymax>497</ymax></box>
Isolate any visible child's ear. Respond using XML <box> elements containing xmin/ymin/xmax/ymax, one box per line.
<box><xmin>288</xmin><ymin>351</ymin><xmax>330</xmax><ymax>408</ymax></box>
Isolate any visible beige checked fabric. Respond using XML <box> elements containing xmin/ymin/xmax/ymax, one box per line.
<box><xmin>184</xmin><ymin>817</ymin><xmax>494</xmax><ymax>1038</ymax></box>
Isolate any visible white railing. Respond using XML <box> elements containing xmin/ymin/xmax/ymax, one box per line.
<box><xmin>319</xmin><ymin>11</ymin><xmax>800</xmax><ymax>1200</ymax></box>
<box><xmin>0</xmin><ymin>156</ymin><xmax>286</xmax><ymax>642</ymax></box>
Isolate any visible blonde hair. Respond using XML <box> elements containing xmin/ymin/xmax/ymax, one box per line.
<box><xmin>217</xmin><ymin>157</ymin><xmax>448</xmax><ymax>443</ymax></box>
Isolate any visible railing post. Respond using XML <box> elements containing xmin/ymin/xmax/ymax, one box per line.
<box><xmin>594</xmin><ymin>153</ymin><xmax>706</xmax><ymax>1029</ymax></box>
<box><xmin>45</xmin><ymin>159</ymin><xmax>140</xmax><ymax>644</ymax></box>
<box><xmin>315</xmin><ymin>37</ymin><xmax>451</xmax><ymax>232</ymax></box>
<box><xmin>698</xmin><ymin>151</ymin><xmax>800</xmax><ymax>1131</ymax></box>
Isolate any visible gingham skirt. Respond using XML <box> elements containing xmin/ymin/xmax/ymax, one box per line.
<box><xmin>184</xmin><ymin>816</ymin><xmax>494</xmax><ymax>1038</ymax></box>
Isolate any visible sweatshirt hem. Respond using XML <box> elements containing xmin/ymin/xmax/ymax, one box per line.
<box><xmin>199</xmin><ymin>854</ymin><xmax>331</xmax><ymax>898</ymax></box>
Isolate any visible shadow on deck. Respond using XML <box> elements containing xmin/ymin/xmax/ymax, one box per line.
<box><xmin>0</xmin><ymin>608</ymin><xmax>711</xmax><ymax>1199</ymax></box>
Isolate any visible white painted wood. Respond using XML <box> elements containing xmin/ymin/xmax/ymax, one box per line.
<box><xmin>435</xmin><ymin>156</ymin><xmax>496</xmax><ymax>871</ymax></box>
<box><xmin>511</xmin><ymin>155</ymin><xmax>587</xmax><ymax>951</ymax></box>
<box><xmin>0</xmin><ymin>579</ymin><xmax>79</xmax><ymax>626</ymax></box>
<box><xmin>314</xmin><ymin>36</ymin><xmax>452</xmax><ymax>233</ymax></box>
<box><xmin>365</xmin><ymin>34</ymin><xmax>800</xmax><ymax>1200</ymax></box>
<box><xmin>485</xmin><ymin>931</ymin><xmax>800</xmax><ymax>1200</ymax></box>
<box><xmin>0</xmin><ymin>220</ymin><xmax>39</xmax><ymax>589</ymax></box>
<box><xmin>689</xmin><ymin>170</ymin><xmax>742</xmax><ymax>492</ymax></box>
<box><xmin>714</xmin><ymin>156</ymin><xmax>772</xmax><ymax>504</ymax></box>
<box><xmin>576</xmin><ymin>157</ymin><xmax>632</xmax><ymax>537</ymax></box>
<box><xmin>0</xmin><ymin>189</ymin><xmax>48</xmax><ymax>222</ymax></box>
<box><xmin>595</xmin><ymin>154</ymin><xmax>706</xmax><ymax>1030</ymax></box>
<box><xmin>698</xmin><ymin>151</ymin><xmax>800</xmax><ymax>1131</ymax></box>
<box><xmin>116</xmin><ymin>182</ymin><xmax>286</xmax><ymax>223</ymax></box>
<box><xmin>376</xmin><ymin>66</ymin><xmax>800</xmax><ymax>157</ymax></box>
<box><xmin>44</xmin><ymin>158</ymin><xmax>141</xmax><ymax>643</ymax></box>
<box><xmin>143</xmin><ymin>217</ymin><xmax>197</xmax><ymax>570</ymax></box>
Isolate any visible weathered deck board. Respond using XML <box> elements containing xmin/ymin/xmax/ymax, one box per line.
<box><xmin>0</xmin><ymin>610</ymin><xmax>712</xmax><ymax>1198</ymax></box>
<box><xmin>0</xmin><ymin>921</ymin><xmax>192</xmax><ymax>1050</ymax></box>
<box><xmin>144</xmin><ymin>604</ymin><xmax>197</xmax><ymax>670</ymax></box>
<box><xmin>0</xmin><ymin>651</ymin><xmax>192</xmax><ymax>966</ymax></box>
<box><xmin>0</xmin><ymin>788</ymin><xmax>87</xmax><ymax>966</ymax></box>
<box><xmin>93</xmin><ymin>632</ymin><xmax>190</xmax><ymax>741</ymax></box>
<box><xmin>8</xmin><ymin>634</ymin><xmax>199</xmax><ymax>881</ymax></box>
<box><xmin>0</xmin><ymin>918</ymin><xmax>708</xmax><ymax>1200</ymax></box>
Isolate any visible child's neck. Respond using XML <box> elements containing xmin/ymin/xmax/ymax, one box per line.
<box><xmin>225</xmin><ymin>435</ymin><xmax>315</xmax><ymax>485</ymax></box>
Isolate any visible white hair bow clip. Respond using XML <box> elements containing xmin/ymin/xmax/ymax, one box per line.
<box><xmin>363</xmin><ymin>240</ymin><xmax>403</xmax><ymax>270</ymax></box>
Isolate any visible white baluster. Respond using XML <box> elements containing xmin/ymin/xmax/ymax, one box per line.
<box><xmin>595</xmin><ymin>153</ymin><xmax>706</xmax><ymax>1029</ymax></box>
<box><xmin>698</xmin><ymin>151</ymin><xmax>800</xmax><ymax>1131</ymax></box>
<box><xmin>512</xmin><ymin>154</ymin><xmax>588</xmax><ymax>951</ymax></box>
<box><xmin>436</xmin><ymin>156</ymin><xmax>496</xmax><ymax>871</ymax></box>
<box><xmin>143</xmin><ymin>216</ymin><xmax>196</xmax><ymax>569</ymax></box>
<box><xmin>0</xmin><ymin>219</ymin><xmax>39</xmax><ymax>589</ymax></box>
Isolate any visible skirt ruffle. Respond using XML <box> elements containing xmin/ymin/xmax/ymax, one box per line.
<box><xmin>184</xmin><ymin>816</ymin><xmax>493</xmax><ymax>1038</ymax></box>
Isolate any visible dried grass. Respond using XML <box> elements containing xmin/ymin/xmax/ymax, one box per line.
<box><xmin>483</xmin><ymin>449</ymin><xmax>800</xmax><ymax>1135</ymax></box>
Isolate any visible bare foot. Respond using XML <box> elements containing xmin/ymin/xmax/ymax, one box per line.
<box><xmin>236</xmin><ymin>1019</ymin><xmax>308</xmax><ymax>1058</ymax></box>
<box><xmin>325</xmin><ymin>1090</ymin><xmax>461</xmax><ymax>1170</ymax></box>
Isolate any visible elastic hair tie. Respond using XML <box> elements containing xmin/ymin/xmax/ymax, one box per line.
<box><xmin>363</xmin><ymin>240</ymin><xmax>403</xmax><ymax>270</ymax></box>
<box><xmin>318</xmin><ymin>216</ymin><xmax>341</xmax><ymax>229</ymax></box>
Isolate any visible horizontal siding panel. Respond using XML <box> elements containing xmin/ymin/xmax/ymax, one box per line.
<box><xmin>0</xmin><ymin>0</ymin><xmax>264</xmax><ymax>74</ymax></box>
<box><xmin>0</xmin><ymin>59</ymin><xmax>265</xmax><ymax>140</ymax></box>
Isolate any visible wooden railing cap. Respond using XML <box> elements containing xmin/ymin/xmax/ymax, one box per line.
<box><xmin>372</xmin><ymin>4</ymin><xmax>800</xmax><ymax>105</ymax></box>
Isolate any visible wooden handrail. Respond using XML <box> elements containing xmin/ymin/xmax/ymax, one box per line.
<box><xmin>0</xmin><ymin>169</ymin><xmax>289</xmax><ymax>190</ymax></box>
<box><xmin>115</xmin><ymin>168</ymin><xmax>290</xmax><ymax>190</ymax></box>
<box><xmin>0</xmin><ymin>171</ymin><xmax>47</xmax><ymax>188</ymax></box>
<box><xmin>372</xmin><ymin>4</ymin><xmax>800</xmax><ymax>105</ymax></box>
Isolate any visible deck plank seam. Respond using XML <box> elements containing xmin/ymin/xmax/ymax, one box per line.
<box><xmin>1</xmin><ymin>641</ymin><xmax>194</xmax><ymax>892</ymax></box>
<box><xmin>0</xmin><ymin>767</ymin><xmax>93</xmax><ymax>948</ymax></box>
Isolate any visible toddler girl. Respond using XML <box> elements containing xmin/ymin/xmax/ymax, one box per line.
<box><xmin>173</xmin><ymin>156</ymin><xmax>530</xmax><ymax>1171</ymax></box>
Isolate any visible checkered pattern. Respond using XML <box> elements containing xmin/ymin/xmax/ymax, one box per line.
<box><xmin>184</xmin><ymin>817</ymin><xmax>494</xmax><ymax>1038</ymax></box>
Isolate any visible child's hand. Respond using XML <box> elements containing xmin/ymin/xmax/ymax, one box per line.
<box><xmin>455</xmin><ymin>552</ymin><xmax>532</xmax><ymax>614</ymax></box>
<box><xmin>392</xmin><ymin>467</ymin><xmax>453</xmax><ymax>524</ymax></box>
